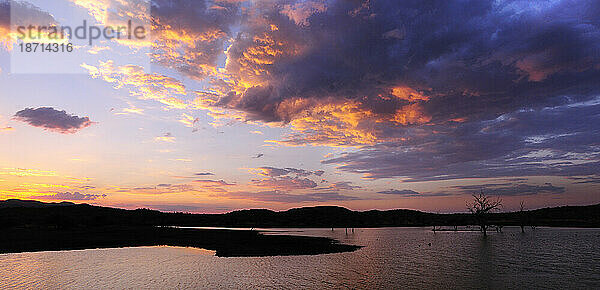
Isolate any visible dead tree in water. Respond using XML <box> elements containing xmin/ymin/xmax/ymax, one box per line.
<box><xmin>519</xmin><ymin>200</ymin><xmax>526</xmax><ymax>233</ymax></box>
<box><xmin>467</xmin><ymin>191</ymin><xmax>502</xmax><ymax>236</ymax></box>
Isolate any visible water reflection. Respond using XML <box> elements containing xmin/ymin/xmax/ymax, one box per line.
<box><xmin>0</xmin><ymin>227</ymin><xmax>598</xmax><ymax>289</ymax></box>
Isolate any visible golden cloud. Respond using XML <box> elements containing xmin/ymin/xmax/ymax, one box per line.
<box><xmin>82</xmin><ymin>61</ymin><xmax>188</xmax><ymax>108</ymax></box>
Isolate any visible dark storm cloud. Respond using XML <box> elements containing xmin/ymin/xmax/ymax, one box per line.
<box><xmin>0</xmin><ymin>0</ymin><xmax>8</xmax><ymax>28</ymax></box>
<box><xmin>217</xmin><ymin>0</ymin><xmax>600</xmax><ymax>125</ymax></box>
<box><xmin>150</xmin><ymin>0</ymin><xmax>241</xmax><ymax>79</ymax></box>
<box><xmin>323</xmin><ymin>101</ymin><xmax>600</xmax><ymax>181</ymax></box>
<box><xmin>0</xmin><ymin>0</ymin><xmax>57</xmax><ymax>28</ymax></box>
<box><xmin>63</xmin><ymin>0</ymin><xmax>600</xmax><ymax>187</ymax></box>
<box><xmin>13</xmin><ymin>107</ymin><xmax>93</xmax><ymax>134</ymax></box>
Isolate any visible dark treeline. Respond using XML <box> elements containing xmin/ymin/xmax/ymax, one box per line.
<box><xmin>1</xmin><ymin>199</ymin><xmax>598</xmax><ymax>229</ymax></box>
<box><xmin>1</xmin><ymin>226</ymin><xmax>360</xmax><ymax>256</ymax></box>
<box><xmin>0</xmin><ymin>200</ymin><xmax>363</xmax><ymax>256</ymax></box>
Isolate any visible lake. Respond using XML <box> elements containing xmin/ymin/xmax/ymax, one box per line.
<box><xmin>1</xmin><ymin>227</ymin><xmax>598</xmax><ymax>289</ymax></box>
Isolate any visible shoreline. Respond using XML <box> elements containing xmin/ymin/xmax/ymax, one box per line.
<box><xmin>0</xmin><ymin>226</ymin><xmax>362</xmax><ymax>257</ymax></box>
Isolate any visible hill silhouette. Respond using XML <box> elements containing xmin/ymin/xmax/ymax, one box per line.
<box><xmin>0</xmin><ymin>200</ymin><xmax>364</xmax><ymax>256</ymax></box>
<box><xmin>0</xmin><ymin>199</ymin><xmax>74</xmax><ymax>208</ymax></box>
<box><xmin>1</xmin><ymin>199</ymin><xmax>598</xmax><ymax>229</ymax></box>
<box><xmin>1</xmin><ymin>199</ymin><xmax>598</xmax><ymax>255</ymax></box>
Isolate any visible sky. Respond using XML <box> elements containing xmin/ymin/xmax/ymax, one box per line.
<box><xmin>0</xmin><ymin>0</ymin><xmax>599</xmax><ymax>213</ymax></box>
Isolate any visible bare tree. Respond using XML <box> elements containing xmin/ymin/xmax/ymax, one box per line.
<box><xmin>467</xmin><ymin>191</ymin><xmax>502</xmax><ymax>236</ymax></box>
<box><xmin>519</xmin><ymin>200</ymin><xmax>526</xmax><ymax>233</ymax></box>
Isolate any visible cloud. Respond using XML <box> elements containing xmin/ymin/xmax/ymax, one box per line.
<box><xmin>82</xmin><ymin>61</ymin><xmax>188</xmax><ymax>109</ymax></box>
<box><xmin>76</xmin><ymin>0</ymin><xmax>600</xmax><ymax>155</ymax></box>
<box><xmin>72</xmin><ymin>0</ymin><xmax>240</xmax><ymax>78</ymax></box>
<box><xmin>328</xmin><ymin>181</ymin><xmax>360</xmax><ymax>191</ymax></box>
<box><xmin>250</xmin><ymin>166</ymin><xmax>323</xmax><ymax>178</ymax></box>
<box><xmin>251</xmin><ymin>176</ymin><xmax>317</xmax><ymax>190</ymax></box>
<box><xmin>0</xmin><ymin>126</ymin><xmax>14</xmax><ymax>132</ymax></box>
<box><xmin>150</xmin><ymin>0</ymin><xmax>240</xmax><ymax>79</ymax></box>
<box><xmin>71</xmin><ymin>0</ymin><xmax>600</xmax><ymax>186</ymax></box>
<box><xmin>33</xmin><ymin>192</ymin><xmax>106</xmax><ymax>201</ymax></box>
<box><xmin>377</xmin><ymin>189</ymin><xmax>420</xmax><ymax>196</ymax></box>
<box><xmin>13</xmin><ymin>107</ymin><xmax>93</xmax><ymax>134</ymax></box>
<box><xmin>322</xmin><ymin>100</ymin><xmax>600</xmax><ymax>181</ymax></box>
<box><xmin>179</xmin><ymin>113</ymin><xmax>199</xmax><ymax>128</ymax></box>
<box><xmin>0</xmin><ymin>167</ymin><xmax>58</xmax><ymax>177</ymax></box>
<box><xmin>0</xmin><ymin>0</ymin><xmax>58</xmax><ymax>50</ymax></box>
<box><xmin>569</xmin><ymin>176</ymin><xmax>600</xmax><ymax>184</ymax></box>
<box><xmin>247</xmin><ymin>166</ymin><xmax>326</xmax><ymax>190</ymax></box>
<box><xmin>195</xmin><ymin>172</ymin><xmax>215</xmax><ymax>176</ymax></box>
<box><xmin>251</xmin><ymin>166</ymin><xmax>289</xmax><ymax>177</ymax></box>
<box><xmin>184</xmin><ymin>0</ymin><xmax>600</xmax><ymax>148</ymax></box>
<box><xmin>117</xmin><ymin>184</ymin><xmax>196</xmax><ymax>194</ymax></box>
<box><xmin>69</xmin><ymin>0</ymin><xmax>148</xmax><ymax>25</ymax></box>
<box><xmin>87</xmin><ymin>46</ymin><xmax>111</xmax><ymax>55</ymax></box>
<box><xmin>376</xmin><ymin>189</ymin><xmax>452</xmax><ymax>198</ymax></box>
<box><xmin>316</xmin><ymin>181</ymin><xmax>361</xmax><ymax>191</ymax></box>
<box><xmin>280</xmin><ymin>0</ymin><xmax>327</xmax><ymax>26</ymax></box>
<box><xmin>452</xmin><ymin>183</ymin><xmax>566</xmax><ymax>196</ymax></box>
<box><xmin>154</xmin><ymin>132</ymin><xmax>176</xmax><ymax>142</ymax></box>
<box><xmin>223</xmin><ymin>190</ymin><xmax>360</xmax><ymax>203</ymax></box>
<box><xmin>193</xmin><ymin>179</ymin><xmax>236</xmax><ymax>187</ymax></box>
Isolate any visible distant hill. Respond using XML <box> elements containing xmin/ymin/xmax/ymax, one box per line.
<box><xmin>0</xmin><ymin>199</ymin><xmax>598</xmax><ymax>229</ymax></box>
<box><xmin>0</xmin><ymin>199</ymin><xmax>75</xmax><ymax>209</ymax></box>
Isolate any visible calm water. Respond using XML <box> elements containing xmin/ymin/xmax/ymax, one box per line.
<box><xmin>1</xmin><ymin>227</ymin><xmax>599</xmax><ymax>289</ymax></box>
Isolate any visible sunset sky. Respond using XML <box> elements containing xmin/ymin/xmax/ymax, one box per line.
<box><xmin>0</xmin><ymin>0</ymin><xmax>598</xmax><ymax>213</ymax></box>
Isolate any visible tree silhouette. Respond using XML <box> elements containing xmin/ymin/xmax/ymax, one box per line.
<box><xmin>467</xmin><ymin>191</ymin><xmax>502</xmax><ymax>236</ymax></box>
<box><xmin>519</xmin><ymin>200</ymin><xmax>526</xmax><ymax>233</ymax></box>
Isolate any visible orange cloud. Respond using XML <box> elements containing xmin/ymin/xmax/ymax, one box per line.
<box><xmin>267</xmin><ymin>98</ymin><xmax>430</xmax><ymax>147</ymax></box>
<box><xmin>151</xmin><ymin>19</ymin><xmax>224</xmax><ymax>79</ymax></box>
<box><xmin>82</xmin><ymin>61</ymin><xmax>188</xmax><ymax>109</ymax></box>
<box><xmin>0</xmin><ymin>126</ymin><xmax>14</xmax><ymax>132</ymax></box>
<box><xmin>154</xmin><ymin>133</ymin><xmax>176</xmax><ymax>143</ymax></box>
<box><xmin>391</xmin><ymin>86</ymin><xmax>430</xmax><ymax>102</ymax></box>
<box><xmin>0</xmin><ymin>26</ymin><xmax>13</xmax><ymax>50</ymax></box>
<box><xmin>115</xmin><ymin>184</ymin><xmax>196</xmax><ymax>195</ymax></box>
<box><xmin>193</xmin><ymin>179</ymin><xmax>236</xmax><ymax>187</ymax></box>
<box><xmin>179</xmin><ymin>113</ymin><xmax>199</xmax><ymax>128</ymax></box>
<box><xmin>75</xmin><ymin>2</ymin><xmax>439</xmax><ymax>151</ymax></box>
<box><xmin>69</xmin><ymin>0</ymin><xmax>150</xmax><ymax>26</ymax></box>
<box><xmin>0</xmin><ymin>168</ymin><xmax>58</xmax><ymax>177</ymax></box>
